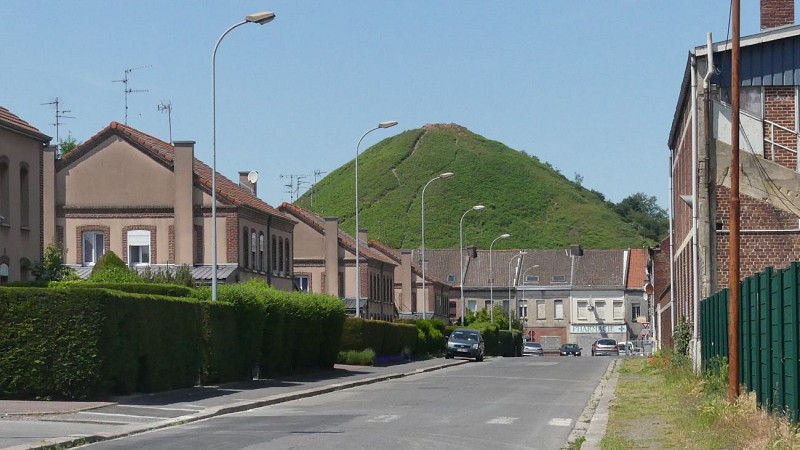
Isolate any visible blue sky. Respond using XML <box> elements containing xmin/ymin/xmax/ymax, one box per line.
<box><xmin>0</xmin><ymin>1</ymin><xmax>785</xmax><ymax>209</ymax></box>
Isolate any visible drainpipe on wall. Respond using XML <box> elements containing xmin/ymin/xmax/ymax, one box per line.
<box><xmin>266</xmin><ymin>216</ymin><xmax>272</xmax><ymax>285</ymax></box>
<box><xmin>669</xmin><ymin>151</ymin><xmax>676</xmax><ymax>341</ymax></box>
<box><xmin>690</xmin><ymin>54</ymin><xmax>700</xmax><ymax>371</ymax></box>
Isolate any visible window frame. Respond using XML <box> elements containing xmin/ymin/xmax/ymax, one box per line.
<box><xmin>126</xmin><ymin>229</ymin><xmax>151</xmax><ymax>267</ymax></box>
<box><xmin>82</xmin><ymin>231</ymin><xmax>105</xmax><ymax>266</ymax></box>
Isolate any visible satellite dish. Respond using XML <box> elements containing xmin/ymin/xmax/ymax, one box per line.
<box><xmin>247</xmin><ymin>171</ymin><xmax>259</xmax><ymax>183</ymax></box>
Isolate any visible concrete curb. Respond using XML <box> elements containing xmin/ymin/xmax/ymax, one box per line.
<box><xmin>565</xmin><ymin>358</ymin><xmax>619</xmax><ymax>449</ymax></box>
<box><xmin>13</xmin><ymin>359</ymin><xmax>469</xmax><ymax>450</ymax></box>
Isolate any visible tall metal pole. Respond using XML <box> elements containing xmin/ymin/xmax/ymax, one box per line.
<box><xmin>507</xmin><ymin>252</ymin><xmax>525</xmax><ymax>331</ymax></box>
<box><xmin>459</xmin><ymin>205</ymin><xmax>484</xmax><ymax>325</ymax></box>
<box><xmin>354</xmin><ymin>121</ymin><xmax>397</xmax><ymax>318</ymax></box>
<box><xmin>421</xmin><ymin>172</ymin><xmax>453</xmax><ymax>320</ymax></box>
<box><xmin>489</xmin><ymin>233</ymin><xmax>510</xmax><ymax>324</ymax></box>
<box><xmin>728</xmin><ymin>0</ymin><xmax>741</xmax><ymax>402</ymax></box>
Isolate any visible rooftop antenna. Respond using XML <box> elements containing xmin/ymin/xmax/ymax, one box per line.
<box><xmin>311</xmin><ymin>169</ymin><xmax>327</xmax><ymax>209</ymax></box>
<box><xmin>280</xmin><ymin>173</ymin><xmax>296</xmax><ymax>202</ymax></box>
<box><xmin>157</xmin><ymin>100</ymin><xmax>173</xmax><ymax>143</ymax></box>
<box><xmin>113</xmin><ymin>65</ymin><xmax>151</xmax><ymax>124</ymax></box>
<box><xmin>41</xmin><ymin>97</ymin><xmax>75</xmax><ymax>156</ymax></box>
<box><xmin>296</xmin><ymin>175</ymin><xmax>309</xmax><ymax>201</ymax></box>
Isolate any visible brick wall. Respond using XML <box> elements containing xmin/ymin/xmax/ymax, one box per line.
<box><xmin>226</xmin><ymin>214</ymin><xmax>238</xmax><ymax>264</ymax></box>
<box><xmin>763</xmin><ymin>86</ymin><xmax>797</xmax><ymax>169</ymax></box>
<box><xmin>121</xmin><ymin>225</ymin><xmax>158</xmax><ymax>264</ymax></box>
<box><xmin>761</xmin><ymin>0</ymin><xmax>795</xmax><ymax>30</ymax></box>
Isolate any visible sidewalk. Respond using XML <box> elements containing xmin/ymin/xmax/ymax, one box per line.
<box><xmin>1</xmin><ymin>357</ymin><xmax>618</xmax><ymax>450</ymax></box>
<box><xmin>0</xmin><ymin>358</ymin><xmax>469</xmax><ymax>450</ymax></box>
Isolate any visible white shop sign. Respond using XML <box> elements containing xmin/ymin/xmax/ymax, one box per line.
<box><xmin>570</xmin><ymin>324</ymin><xmax>626</xmax><ymax>334</ymax></box>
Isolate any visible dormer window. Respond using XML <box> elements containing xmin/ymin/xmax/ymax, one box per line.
<box><xmin>552</xmin><ymin>275</ymin><xmax>566</xmax><ymax>283</ymax></box>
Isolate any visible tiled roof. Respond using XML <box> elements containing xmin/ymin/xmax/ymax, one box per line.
<box><xmin>0</xmin><ymin>106</ymin><xmax>50</xmax><ymax>142</ymax></box>
<box><xmin>372</xmin><ymin>241</ymin><xmax>450</xmax><ymax>286</ymax></box>
<box><xmin>572</xmin><ymin>250</ymin><xmax>625</xmax><ymax>288</ymax></box>
<box><xmin>70</xmin><ymin>264</ymin><xmax>238</xmax><ymax>281</ymax></box>
<box><xmin>60</xmin><ymin>122</ymin><xmax>290</xmax><ymax>221</ymax></box>
<box><xmin>626</xmin><ymin>248</ymin><xmax>649</xmax><ymax>290</ymax></box>
<box><xmin>279</xmin><ymin>202</ymin><xmax>395</xmax><ymax>265</ymax></box>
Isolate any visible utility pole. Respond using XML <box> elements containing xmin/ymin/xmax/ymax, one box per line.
<box><xmin>728</xmin><ymin>0</ymin><xmax>741</xmax><ymax>402</ymax></box>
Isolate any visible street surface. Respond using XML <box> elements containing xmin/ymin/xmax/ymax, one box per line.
<box><xmin>79</xmin><ymin>356</ymin><xmax>610</xmax><ymax>450</ymax></box>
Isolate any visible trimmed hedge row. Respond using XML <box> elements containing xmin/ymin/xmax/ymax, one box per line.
<box><xmin>1</xmin><ymin>280</ymin><xmax>346</xmax><ymax>399</ymax></box>
<box><xmin>445</xmin><ymin>324</ymin><xmax>523</xmax><ymax>357</ymax></box>
<box><xmin>340</xmin><ymin>318</ymin><xmax>417</xmax><ymax>356</ymax></box>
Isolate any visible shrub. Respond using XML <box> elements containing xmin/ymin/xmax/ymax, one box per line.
<box><xmin>340</xmin><ymin>318</ymin><xmax>416</xmax><ymax>356</ymax></box>
<box><xmin>88</xmin><ymin>252</ymin><xmax>142</xmax><ymax>283</ymax></box>
<box><xmin>338</xmin><ymin>348</ymin><xmax>376</xmax><ymax>366</ymax></box>
<box><xmin>33</xmin><ymin>243</ymin><xmax>75</xmax><ymax>282</ymax></box>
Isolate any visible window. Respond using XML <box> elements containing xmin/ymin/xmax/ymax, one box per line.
<box><xmin>195</xmin><ymin>226</ymin><xmax>204</xmax><ymax>263</ymax></box>
<box><xmin>577</xmin><ymin>301</ymin><xmax>588</xmax><ymax>320</ymax></box>
<box><xmin>19</xmin><ymin>164</ymin><xmax>29</xmax><ymax>228</ymax></box>
<box><xmin>278</xmin><ymin>237</ymin><xmax>284</xmax><ymax>274</ymax></box>
<box><xmin>0</xmin><ymin>158</ymin><xmax>8</xmax><ymax>222</ymax></box>
<box><xmin>338</xmin><ymin>272</ymin><xmax>345</xmax><ymax>298</ymax></box>
<box><xmin>720</xmin><ymin>86</ymin><xmax>763</xmax><ymax>118</ymax></box>
<box><xmin>613</xmin><ymin>301</ymin><xmax>624</xmax><ymax>320</ymax></box>
<box><xmin>526</xmin><ymin>275</ymin><xmax>539</xmax><ymax>283</ymax></box>
<box><xmin>82</xmin><ymin>231</ymin><xmax>105</xmax><ymax>265</ymax></box>
<box><xmin>631</xmin><ymin>302</ymin><xmax>641</xmax><ymax>322</ymax></box>
<box><xmin>552</xmin><ymin>275</ymin><xmax>566</xmax><ymax>283</ymax></box>
<box><xmin>447</xmin><ymin>274</ymin><xmax>456</xmax><ymax>283</ymax></box>
<box><xmin>595</xmin><ymin>301</ymin><xmax>605</xmax><ymax>321</ymax></box>
<box><xmin>0</xmin><ymin>263</ymin><xmax>8</xmax><ymax>284</ymax></box>
<box><xmin>536</xmin><ymin>300</ymin><xmax>546</xmax><ymax>319</ymax></box>
<box><xmin>467</xmin><ymin>300</ymin><xmax>477</xmax><ymax>312</ymax></box>
<box><xmin>295</xmin><ymin>275</ymin><xmax>309</xmax><ymax>292</ymax></box>
<box><xmin>518</xmin><ymin>299</ymin><xmax>527</xmax><ymax>319</ymax></box>
<box><xmin>251</xmin><ymin>231</ymin><xmax>257</xmax><ymax>269</ymax></box>
<box><xmin>271</xmin><ymin>236</ymin><xmax>277</xmax><ymax>273</ymax></box>
<box><xmin>503</xmin><ymin>300</ymin><xmax>509</xmax><ymax>312</ymax></box>
<box><xmin>242</xmin><ymin>227</ymin><xmax>249</xmax><ymax>268</ymax></box>
<box><xmin>284</xmin><ymin>238</ymin><xmax>291</xmax><ymax>274</ymax></box>
<box><xmin>259</xmin><ymin>233</ymin><xmax>265</xmax><ymax>271</ymax></box>
<box><xmin>554</xmin><ymin>300</ymin><xmax>564</xmax><ymax>320</ymax></box>
<box><xmin>127</xmin><ymin>230</ymin><xmax>151</xmax><ymax>266</ymax></box>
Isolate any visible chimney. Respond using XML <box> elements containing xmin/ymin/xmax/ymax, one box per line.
<box><xmin>239</xmin><ymin>171</ymin><xmax>257</xmax><ymax>196</ymax></box>
<box><xmin>569</xmin><ymin>244</ymin><xmax>584</xmax><ymax>257</ymax></box>
<box><xmin>401</xmin><ymin>250</ymin><xmax>413</xmax><ymax>315</ymax></box>
<box><xmin>762</xmin><ymin>0</ymin><xmax>794</xmax><ymax>30</ymax></box>
<box><xmin>173</xmin><ymin>141</ymin><xmax>196</xmax><ymax>264</ymax></box>
<box><xmin>358</xmin><ymin>228</ymin><xmax>368</xmax><ymax>246</ymax></box>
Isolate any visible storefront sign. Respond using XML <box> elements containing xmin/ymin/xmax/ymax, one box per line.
<box><xmin>569</xmin><ymin>324</ymin><xmax>626</xmax><ymax>334</ymax></box>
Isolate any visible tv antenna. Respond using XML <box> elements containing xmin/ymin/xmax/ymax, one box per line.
<box><xmin>157</xmin><ymin>101</ymin><xmax>173</xmax><ymax>143</ymax></box>
<box><xmin>311</xmin><ymin>169</ymin><xmax>327</xmax><ymax>209</ymax></box>
<box><xmin>41</xmin><ymin>97</ymin><xmax>75</xmax><ymax>156</ymax></box>
<box><xmin>279</xmin><ymin>173</ymin><xmax>309</xmax><ymax>203</ymax></box>
<box><xmin>113</xmin><ymin>65</ymin><xmax>151</xmax><ymax>124</ymax></box>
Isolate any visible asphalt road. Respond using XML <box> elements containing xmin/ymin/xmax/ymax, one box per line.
<box><xmin>81</xmin><ymin>355</ymin><xmax>610</xmax><ymax>450</ymax></box>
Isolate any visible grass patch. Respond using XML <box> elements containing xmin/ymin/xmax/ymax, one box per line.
<box><xmin>602</xmin><ymin>352</ymin><xmax>800</xmax><ymax>449</ymax></box>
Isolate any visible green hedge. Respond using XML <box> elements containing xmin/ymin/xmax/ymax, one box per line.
<box><xmin>446</xmin><ymin>323</ymin><xmax>523</xmax><ymax>357</ymax></box>
<box><xmin>58</xmin><ymin>282</ymin><xmax>194</xmax><ymax>298</ymax></box>
<box><xmin>340</xmin><ymin>318</ymin><xmax>417</xmax><ymax>356</ymax></box>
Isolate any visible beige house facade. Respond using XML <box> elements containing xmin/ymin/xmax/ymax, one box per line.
<box><xmin>0</xmin><ymin>107</ymin><xmax>52</xmax><ymax>284</ymax></box>
<box><xmin>51</xmin><ymin>122</ymin><xmax>295</xmax><ymax>289</ymax></box>
<box><xmin>279</xmin><ymin>202</ymin><xmax>400</xmax><ymax>320</ymax></box>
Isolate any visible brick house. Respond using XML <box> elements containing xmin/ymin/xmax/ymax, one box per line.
<box><xmin>50</xmin><ymin>122</ymin><xmax>295</xmax><ymax>289</ymax></box>
<box><xmin>666</xmin><ymin>0</ymin><xmax>800</xmax><ymax>360</ymax></box>
<box><xmin>0</xmin><ymin>106</ymin><xmax>53</xmax><ymax>283</ymax></box>
<box><xmin>278</xmin><ymin>202</ymin><xmax>398</xmax><ymax>319</ymax></box>
<box><xmin>424</xmin><ymin>246</ymin><xmax>649</xmax><ymax>350</ymax></box>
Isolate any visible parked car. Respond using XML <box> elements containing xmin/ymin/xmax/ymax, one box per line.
<box><xmin>617</xmin><ymin>341</ymin><xmax>630</xmax><ymax>355</ymax></box>
<box><xmin>523</xmin><ymin>342</ymin><xmax>544</xmax><ymax>356</ymax></box>
<box><xmin>591</xmin><ymin>338</ymin><xmax>619</xmax><ymax>356</ymax></box>
<box><xmin>445</xmin><ymin>328</ymin><xmax>485</xmax><ymax>361</ymax></box>
<box><xmin>559</xmin><ymin>343</ymin><xmax>582</xmax><ymax>356</ymax></box>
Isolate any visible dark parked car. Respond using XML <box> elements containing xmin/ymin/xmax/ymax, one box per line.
<box><xmin>559</xmin><ymin>343</ymin><xmax>582</xmax><ymax>356</ymax></box>
<box><xmin>445</xmin><ymin>328</ymin><xmax>485</xmax><ymax>361</ymax></box>
<box><xmin>523</xmin><ymin>342</ymin><xmax>544</xmax><ymax>356</ymax></box>
<box><xmin>591</xmin><ymin>338</ymin><xmax>619</xmax><ymax>356</ymax></box>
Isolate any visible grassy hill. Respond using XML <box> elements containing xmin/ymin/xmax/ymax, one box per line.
<box><xmin>295</xmin><ymin>124</ymin><xmax>651</xmax><ymax>250</ymax></box>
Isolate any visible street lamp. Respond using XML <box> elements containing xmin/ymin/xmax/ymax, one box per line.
<box><xmin>421</xmin><ymin>172</ymin><xmax>454</xmax><ymax>320</ymax></box>
<box><xmin>355</xmin><ymin>121</ymin><xmax>398</xmax><ymax>317</ymax></box>
<box><xmin>508</xmin><ymin>251</ymin><xmax>528</xmax><ymax>331</ymax></box>
<box><xmin>211</xmin><ymin>11</ymin><xmax>275</xmax><ymax>302</ymax></box>
<box><xmin>489</xmin><ymin>233</ymin><xmax>511</xmax><ymax>324</ymax></box>
<box><xmin>459</xmin><ymin>204</ymin><xmax>485</xmax><ymax>325</ymax></box>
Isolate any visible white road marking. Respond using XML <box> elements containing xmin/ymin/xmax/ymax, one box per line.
<box><xmin>116</xmin><ymin>405</ymin><xmax>201</xmax><ymax>412</ymax></box>
<box><xmin>367</xmin><ymin>414</ymin><xmax>400</xmax><ymax>423</ymax></box>
<box><xmin>79</xmin><ymin>411</ymin><xmax>166</xmax><ymax>420</ymax></box>
<box><xmin>487</xmin><ymin>417</ymin><xmax>518</xmax><ymax>424</ymax></box>
<box><xmin>548</xmin><ymin>418</ymin><xmax>573</xmax><ymax>427</ymax></box>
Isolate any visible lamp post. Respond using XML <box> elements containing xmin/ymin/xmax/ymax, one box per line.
<box><xmin>211</xmin><ymin>11</ymin><xmax>275</xmax><ymax>302</ymax></box>
<box><xmin>459</xmin><ymin>205</ymin><xmax>485</xmax><ymax>325</ymax></box>
<box><xmin>489</xmin><ymin>233</ymin><xmax>511</xmax><ymax>324</ymax></box>
<box><xmin>507</xmin><ymin>251</ymin><xmax>528</xmax><ymax>331</ymax></box>
<box><xmin>421</xmin><ymin>172</ymin><xmax>454</xmax><ymax>320</ymax></box>
<box><xmin>355</xmin><ymin>121</ymin><xmax>398</xmax><ymax>317</ymax></box>
<box><xmin>519</xmin><ymin>264</ymin><xmax>539</xmax><ymax>335</ymax></box>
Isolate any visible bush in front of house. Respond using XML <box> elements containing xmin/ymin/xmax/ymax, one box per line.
<box><xmin>340</xmin><ymin>317</ymin><xmax>417</xmax><ymax>356</ymax></box>
<box><xmin>0</xmin><ymin>286</ymin><xmax>208</xmax><ymax>399</ymax></box>
<box><xmin>337</xmin><ymin>348</ymin><xmax>376</xmax><ymax>366</ymax></box>
<box><xmin>88</xmin><ymin>251</ymin><xmax>143</xmax><ymax>283</ymax></box>
<box><xmin>56</xmin><ymin>282</ymin><xmax>195</xmax><ymax>298</ymax></box>
<box><xmin>414</xmin><ymin>319</ymin><xmax>446</xmax><ymax>355</ymax></box>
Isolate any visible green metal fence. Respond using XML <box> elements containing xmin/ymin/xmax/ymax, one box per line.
<box><xmin>700</xmin><ymin>263</ymin><xmax>800</xmax><ymax>420</ymax></box>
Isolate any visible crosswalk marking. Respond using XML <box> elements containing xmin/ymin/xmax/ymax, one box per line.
<box><xmin>487</xmin><ymin>416</ymin><xmax>518</xmax><ymax>424</ymax></box>
<box><xmin>548</xmin><ymin>418</ymin><xmax>573</xmax><ymax>427</ymax></box>
<box><xmin>367</xmin><ymin>414</ymin><xmax>400</xmax><ymax>423</ymax></box>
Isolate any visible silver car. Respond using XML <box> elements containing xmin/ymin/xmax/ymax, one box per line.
<box><xmin>523</xmin><ymin>342</ymin><xmax>544</xmax><ymax>356</ymax></box>
<box><xmin>591</xmin><ymin>338</ymin><xmax>619</xmax><ymax>356</ymax></box>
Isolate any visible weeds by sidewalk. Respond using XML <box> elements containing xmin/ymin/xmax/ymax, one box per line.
<box><xmin>601</xmin><ymin>353</ymin><xmax>800</xmax><ymax>449</ymax></box>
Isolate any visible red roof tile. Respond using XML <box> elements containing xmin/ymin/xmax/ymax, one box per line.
<box><xmin>0</xmin><ymin>106</ymin><xmax>50</xmax><ymax>142</ymax></box>
<box><xmin>626</xmin><ymin>248</ymin><xmax>649</xmax><ymax>290</ymax></box>
<box><xmin>60</xmin><ymin>121</ymin><xmax>289</xmax><ymax>220</ymax></box>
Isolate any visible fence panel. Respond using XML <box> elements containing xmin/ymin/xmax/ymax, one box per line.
<box><xmin>772</xmin><ymin>267</ymin><xmax>784</xmax><ymax>412</ymax></box>
<box><xmin>760</xmin><ymin>267</ymin><xmax>773</xmax><ymax>408</ymax></box>
<box><xmin>787</xmin><ymin>262</ymin><xmax>800</xmax><ymax>421</ymax></box>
